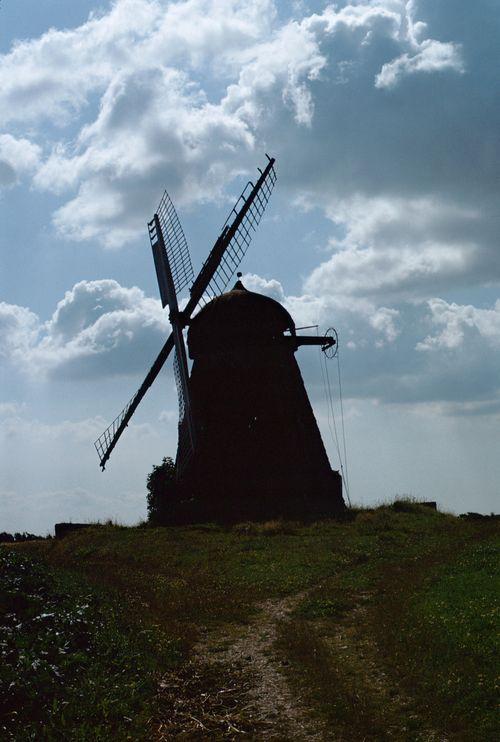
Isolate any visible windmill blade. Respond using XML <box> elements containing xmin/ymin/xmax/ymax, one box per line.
<box><xmin>149</xmin><ymin>206</ymin><xmax>196</xmax><ymax>471</ymax></box>
<box><xmin>185</xmin><ymin>155</ymin><xmax>277</xmax><ymax>315</ymax></box>
<box><xmin>94</xmin><ymin>333</ymin><xmax>175</xmax><ymax>470</ymax></box>
<box><xmin>173</xmin><ymin>350</ymin><xmax>195</xmax><ymax>477</ymax></box>
<box><xmin>150</xmin><ymin>191</ymin><xmax>194</xmax><ymax>299</ymax></box>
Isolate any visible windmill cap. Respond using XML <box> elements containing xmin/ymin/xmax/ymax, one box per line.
<box><xmin>188</xmin><ymin>280</ymin><xmax>295</xmax><ymax>358</ymax></box>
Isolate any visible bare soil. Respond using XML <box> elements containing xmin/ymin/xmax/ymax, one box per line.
<box><xmin>154</xmin><ymin>592</ymin><xmax>327</xmax><ymax>740</ymax></box>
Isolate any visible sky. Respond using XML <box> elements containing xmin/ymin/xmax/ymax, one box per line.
<box><xmin>1</xmin><ymin>0</ymin><xmax>499</xmax><ymax>534</ymax></box>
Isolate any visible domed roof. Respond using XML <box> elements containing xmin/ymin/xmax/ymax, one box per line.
<box><xmin>188</xmin><ymin>278</ymin><xmax>294</xmax><ymax>357</ymax></box>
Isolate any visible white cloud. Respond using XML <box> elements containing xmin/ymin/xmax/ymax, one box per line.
<box><xmin>369</xmin><ymin>307</ymin><xmax>400</xmax><ymax>345</ymax></box>
<box><xmin>0</xmin><ymin>0</ymin><xmax>160</xmax><ymax>126</ymax></box>
<box><xmin>375</xmin><ymin>39</ymin><xmax>464</xmax><ymax>89</ymax></box>
<box><xmin>417</xmin><ymin>298</ymin><xmax>500</xmax><ymax>351</ymax></box>
<box><xmin>0</xmin><ymin>402</ymin><xmax>26</xmax><ymax>418</ymax></box>
<box><xmin>0</xmin><ymin>280</ymin><xmax>170</xmax><ymax>379</ymax></box>
<box><xmin>241</xmin><ymin>272</ymin><xmax>286</xmax><ymax>302</ymax></box>
<box><xmin>0</xmin><ymin>302</ymin><xmax>40</xmax><ymax>357</ymax></box>
<box><xmin>0</xmin><ymin>0</ymin><xmax>471</xmax><ymax>250</ymax></box>
<box><xmin>0</xmin><ymin>134</ymin><xmax>41</xmax><ymax>187</ymax></box>
<box><xmin>305</xmin><ymin>243</ymin><xmax>470</xmax><ymax>304</ymax></box>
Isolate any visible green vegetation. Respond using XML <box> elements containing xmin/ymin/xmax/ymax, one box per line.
<box><xmin>389</xmin><ymin>539</ymin><xmax>499</xmax><ymax>738</ymax></box>
<box><xmin>2</xmin><ymin>504</ymin><xmax>498</xmax><ymax>740</ymax></box>
<box><xmin>0</xmin><ymin>551</ymin><xmax>180</xmax><ymax>740</ymax></box>
<box><xmin>277</xmin><ymin>509</ymin><xmax>499</xmax><ymax>741</ymax></box>
<box><xmin>146</xmin><ymin>456</ymin><xmax>176</xmax><ymax>524</ymax></box>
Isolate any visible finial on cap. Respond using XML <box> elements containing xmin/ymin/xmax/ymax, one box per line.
<box><xmin>237</xmin><ymin>272</ymin><xmax>242</xmax><ymax>278</ymax></box>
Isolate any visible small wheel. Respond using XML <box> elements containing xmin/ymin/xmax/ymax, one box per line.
<box><xmin>322</xmin><ymin>327</ymin><xmax>338</xmax><ymax>359</ymax></box>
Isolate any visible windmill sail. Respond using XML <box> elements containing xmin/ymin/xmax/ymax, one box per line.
<box><xmin>94</xmin><ymin>333</ymin><xmax>175</xmax><ymax>469</ymax></box>
<box><xmin>173</xmin><ymin>350</ymin><xmax>195</xmax><ymax>476</ymax></box>
<box><xmin>149</xmin><ymin>191</ymin><xmax>194</xmax><ymax>299</ymax></box>
<box><xmin>203</xmin><ymin>158</ymin><xmax>277</xmax><ymax>302</ymax></box>
<box><xmin>149</xmin><ymin>208</ymin><xmax>196</xmax><ymax>473</ymax></box>
<box><xmin>187</xmin><ymin>155</ymin><xmax>277</xmax><ymax>312</ymax></box>
<box><xmin>94</xmin><ymin>155</ymin><xmax>277</xmax><ymax>470</ymax></box>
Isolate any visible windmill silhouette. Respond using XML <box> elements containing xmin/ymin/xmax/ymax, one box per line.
<box><xmin>95</xmin><ymin>156</ymin><xmax>344</xmax><ymax>522</ymax></box>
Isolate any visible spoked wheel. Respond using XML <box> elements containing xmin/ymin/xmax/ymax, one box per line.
<box><xmin>322</xmin><ymin>327</ymin><xmax>338</xmax><ymax>359</ymax></box>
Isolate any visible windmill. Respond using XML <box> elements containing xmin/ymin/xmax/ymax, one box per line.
<box><xmin>94</xmin><ymin>155</ymin><xmax>345</xmax><ymax>522</ymax></box>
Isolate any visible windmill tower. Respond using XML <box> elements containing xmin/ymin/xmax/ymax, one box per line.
<box><xmin>94</xmin><ymin>156</ymin><xmax>345</xmax><ymax>522</ymax></box>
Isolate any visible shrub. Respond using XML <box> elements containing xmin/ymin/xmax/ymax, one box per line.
<box><xmin>146</xmin><ymin>456</ymin><xmax>176</xmax><ymax>524</ymax></box>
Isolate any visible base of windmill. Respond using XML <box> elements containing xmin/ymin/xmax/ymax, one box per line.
<box><xmin>156</xmin><ymin>468</ymin><xmax>344</xmax><ymax>525</ymax></box>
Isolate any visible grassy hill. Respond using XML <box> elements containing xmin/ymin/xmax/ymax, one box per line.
<box><xmin>1</xmin><ymin>503</ymin><xmax>498</xmax><ymax>740</ymax></box>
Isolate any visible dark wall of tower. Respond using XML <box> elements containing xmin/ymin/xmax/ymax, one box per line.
<box><xmin>166</xmin><ymin>286</ymin><xmax>344</xmax><ymax>523</ymax></box>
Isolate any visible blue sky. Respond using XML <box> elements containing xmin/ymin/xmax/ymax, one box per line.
<box><xmin>1</xmin><ymin>0</ymin><xmax>499</xmax><ymax>533</ymax></box>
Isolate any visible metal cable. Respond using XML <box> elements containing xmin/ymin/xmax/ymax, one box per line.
<box><xmin>336</xmin><ymin>350</ymin><xmax>351</xmax><ymax>503</ymax></box>
<box><xmin>317</xmin><ymin>335</ymin><xmax>352</xmax><ymax>507</ymax></box>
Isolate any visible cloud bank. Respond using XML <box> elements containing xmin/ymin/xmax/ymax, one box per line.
<box><xmin>0</xmin><ymin>280</ymin><xmax>169</xmax><ymax>379</ymax></box>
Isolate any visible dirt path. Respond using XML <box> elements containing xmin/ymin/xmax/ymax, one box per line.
<box><xmin>154</xmin><ymin>592</ymin><xmax>328</xmax><ymax>740</ymax></box>
<box><xmin>194</xmin><ymin>592</ymin><xmax>327</xmax><ymax>740</ymax></box>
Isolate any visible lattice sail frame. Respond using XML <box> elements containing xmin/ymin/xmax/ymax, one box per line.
<box><xmin>172</xmin><ymin>351</ymin><xmax>186</xmax><ymax>422</ymax></box>
<box><xmin>94</xmin><ymin>391</ymin><xmax>140</xmax><ymax>466</ymax></box>
<box><xmin>198</xmin><ymin>161</ymin><xmax>277</xmax><ymax>306</ymax></box>
<box><xmin>149</xmin><ymin>191</ymin><xmax>194</xmax><ymax>298</ymax></box>
<box><xmin>171</xmin><ymin>343</ymin><xmax>193</xmax><ymax>478</ymax></box>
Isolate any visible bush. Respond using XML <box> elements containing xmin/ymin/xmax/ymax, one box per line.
<box><xmin>146</xmin><ymin>456</ymin><xmax>176</xmax><ymax>524</ymax></box>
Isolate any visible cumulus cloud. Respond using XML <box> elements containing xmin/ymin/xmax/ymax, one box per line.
<box><xmin>417</xmin><ymin>298</ymin><xmax>500</xmax><ymax>351</ymax></box>
<box><xmin>0</xmin><ymin>280</ymin><xmax>170</xmax><ymax>379</ymax></box>
<box><xmin>2</xmin><ymin>0</ymin><xmax>278</xmax><ymax>244</ymax></box>
<box><xmin>0</xmin><ymin>134</ymin><xmax>41</xmax><ymax>187</ymax></box>
<box><xmin>0</xmin><ymin>0</ymin><xmax>475</xmax><ymax>251</ymax></box>
<box><xmin>0</xmin><ymin>302</ymin><xmax>40</xmax><ymax>357</ymax></box>
<box><xmin>375</xmin><ymin>39</ymin><xmax>464</xmax><ymax>89</ymax></box>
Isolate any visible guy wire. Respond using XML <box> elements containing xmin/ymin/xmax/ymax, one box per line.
<box><xmin>336</xmin><ymin>350</ymin><xmax>350</xmax><ymax>503</ymax></box>
<box><xmin>317</xmin><ymin>331</ymin><xmax>351</xmax><ymax>506</ymax></box>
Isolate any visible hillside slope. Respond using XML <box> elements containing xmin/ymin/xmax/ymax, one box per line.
<box><xmin>2</xmin><ymin>505</ymin><xmax>499</xmax><ymax>740</ymax></box>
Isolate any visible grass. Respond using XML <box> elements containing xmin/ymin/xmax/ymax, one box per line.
<box><xmin>0</xmin><ymin>550</ymin><xmax>181</xmax><ymax>741</ymax></box>
<box><xmin>3</xmin><ymin>503</ymin><xmax>498</xmax><ymax>740</ymax></box>
<box><xmin>276</xmin><ymin>511</ymin><xmax>499</xmax><ymax>741</ymax></box>
<box><xmin>384</xmin><ymin>536</ymin><xmax>500</xmax><ymax>739</ymax></box>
